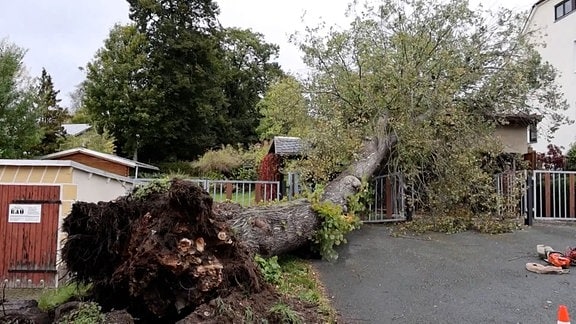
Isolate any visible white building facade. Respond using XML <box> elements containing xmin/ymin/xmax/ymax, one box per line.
<box><xmin>526</xmin><ymin>0</ymin><xmax>576</xmax><ymax>150</ymax></box>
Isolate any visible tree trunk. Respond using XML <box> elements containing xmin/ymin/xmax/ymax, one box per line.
<box><xmin>223</xmin><ymin>199</ymin><xmax>319</xmax><ymax>257</ymax></box>
<box><xmin>228</xmin><ymin>121</ymin><xmax>396</xmax><ymax>256</ymax></box>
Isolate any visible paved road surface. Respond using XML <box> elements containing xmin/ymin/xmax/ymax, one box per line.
<box><xmin>314</xmin><ymin>223</ymin><xmax>576</xmax><ymax>324</ymax></box>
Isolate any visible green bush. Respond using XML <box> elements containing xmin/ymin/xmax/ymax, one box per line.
<box><xmin>255</xmin><ymin>255</ymin><xmax>282</xmax><ymax>285</ymax></box>
<box><xmin>131</xmin><ymin>178</ymin><xmax>171</xmax><ymax>199</ymax></box>
<box><xmin>192</xmin><ymin>143</ymin><xmax>269</xmax><ymax>180</ymax></box>
<box><xmin>157</xmin><ymin>161</ymin><xmax>198</xmax><ymax>176</ymax></box>
<box><xmin>566</xmin><ymin>143</ymin><xmax>576</xmax><ymax>171</ymax></box>
<box><xmin>192</xmin><ymin>145</ymin><xmax>244</xmax><ymax>178</ymax></box>
<box><xmin>56</xmin><ymin>302</ymin><xmax>105</xmax><ymax>324</ymax></box>
<box><xmin>59</xmin><ymin>129</ymin><xmax>116</xmax><ymax>154</ymax></box>
<box><xmin>311</xmin><ymin>201</ymin><xmax>362</xmax><ymax>261</ymax></box>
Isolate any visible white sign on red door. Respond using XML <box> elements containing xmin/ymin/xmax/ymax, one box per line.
<box><xmin>8</xmin><ymin>204</ymin><xmax>42</xmax><ymax>223</ymax></box>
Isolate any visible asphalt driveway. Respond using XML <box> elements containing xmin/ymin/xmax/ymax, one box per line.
<box><xmin>314</xmin><ymin>223</ymin><xmax>576</xmax><ymax>324</ymax></box>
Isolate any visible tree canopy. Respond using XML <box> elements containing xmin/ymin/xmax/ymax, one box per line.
<box><xmin>288</xmin><ymin>0</ymin><xmax>569</xmax><ymax>216</ymax></box>
<box><xmin>84</xmin><ymin>24</ymin><xmax>156</xmax><ymax>160</ymax></box>
<box><xmin>0</xmin><ymin>40</ymin><xmax>42</xmax><ymax>158</ymax></box>
<box><xmin>84</xmin><ymin>0</ymin><xmax>282</xmax><ymax>162</ymax></box>
<box><xmin>256</xmin><ymin>75</ymin><xmax>311</xmax><ymax>140</ymax></box>
<box><xmin>31</xmin><ymin>68</ymin><xmax>69</xmax><ymax>156</ymax></box>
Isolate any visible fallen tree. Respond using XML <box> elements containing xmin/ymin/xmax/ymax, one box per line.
<box><xmin>60</xmin><ymin>130</ymin><xmax>394</xmax><ymax>322</ymax></box>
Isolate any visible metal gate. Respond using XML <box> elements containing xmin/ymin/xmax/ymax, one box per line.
<box><xmin>496</xmin><ymin>170</ymin><xmax>576</xmax><ymax>224</ymax></box>
<box><xmin>0</xmin><ymin>185</ymin><xmax>60</xmax><ymax>288</ymax></box>
<box><xmin>365</xmin><ymin>173</ymin><xmax>406</xmax><ymax>223</ymax></box>
<box><xmin>530</xmin><ymin>170</ymin><xmax>576</xmax><ymax>221</ymax></box>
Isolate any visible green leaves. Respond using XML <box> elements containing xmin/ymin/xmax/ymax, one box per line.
<box><xmin>256</xmin><ymin>76</ymin><xmax>311</xmax><ymax>141</ymax></box>
<box><xmin>311</xmin><ymin>201</ymin><xmax>361</xmax><ymax>261</ymax></box>
<box><xmin>84</xmin><ymin>24</ymin><xmax>155</xmax><ymax>158</ymax></box>
<box><xmin>0</xmin><ymin>39</ymin><xmax>42</xmax><ymax>158</ymax></box>
<box><xmin>290</xmin><ymin>0</ymin><xmax>570</xmax><ymax>220</ymax></box>
<box><xmin>31</xmin><ymin>68</ymin><xmax>70</xmax><ymax>156</ymax></box>
<box><xmin>254</xmin><ymin>255</ymin><xmax>282</xmax><ymax>285</ymax></box>
<box><xmin>59</xmin><ymin>129</ymin><xmax>116</xmax><ymax>154</ymax></box>
<box><xmin>84</xmin><ymin>1</ymin><xmax>282</xmax><ymax>162</ymax></box>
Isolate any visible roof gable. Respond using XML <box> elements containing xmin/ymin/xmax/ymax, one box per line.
<box><xmin>40</xmin><ymin>148</ymin><xmax>159</xmax><ymax>171</ymax></box>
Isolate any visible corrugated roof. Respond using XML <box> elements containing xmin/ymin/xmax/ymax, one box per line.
<box><xmin>40</xmin><ymin>147</ymin><xmax>159</xmax><ymax>171</ymax></box>
<box><xmin>269</xmin><ymin>136</ymin><xmax>303</xmax><ymax>156</ymax></box>
<box><xmin>0</xmin><ymin>159</ymin><xmax>134</xmax><ymax>183</ymax></box>
<box><xmin>62</xmin><ymin>124</ymin><xmax>92</xmax><ymax>136</ymax></box>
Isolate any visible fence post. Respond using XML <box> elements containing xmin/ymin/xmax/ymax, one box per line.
<box><xmin>255</xmin><ymin>183</ymin><xmax>263</xmax><ymax>203</ymax></box>
<box><xmin>526</xmin><ymin>171</ymin><xmax>534</xmax><ymax>226</ymax></box>
<box><xmin>386</xmin><ymin>176</ymin><xmax>393</xmax><ymax>219</ymax></box>
<box><xmin>225</xmin><ymin>183</ymin><xmax>233</xmax><ymax>201</ymax></box>
<box><xmin>286</xmin><ymin>172</ymin><xmax>301</xmax><ymax>201</ymax></box>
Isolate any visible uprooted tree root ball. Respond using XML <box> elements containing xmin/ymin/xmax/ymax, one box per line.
<box><xmin>61</xmin><ymin>180</ymin><xmax>265</xmax><ymax>322</ymax></box>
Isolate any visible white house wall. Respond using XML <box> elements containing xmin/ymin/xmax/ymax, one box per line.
<box><xmin>528</xmin><ymin>0</ymin><xmax>576</xmax><ymax>149</ymax></box>
<box><xmin>72</xmin><ymin>169</ymin><xmax>132</xmax><ymax>203</ymax></box>
<box><xmin>494</xmin><ymin>125</ymin><xmax>529</xmax><ymax>153</ymax></box>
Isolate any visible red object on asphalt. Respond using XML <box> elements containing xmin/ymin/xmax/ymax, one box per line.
<box><xmin>547</xmin><ymin>252</ymin><xmax>571</xmax><ymax>269</ymax></box>
<box><xmin>564</xmin><ymin>247</ymin><xmax>576</xmax><ymax>265</ymax></box>
<box><xmin>558</xmin><ymin>304</ymin><xmax>570</xmax><ymax>324</ymax></box>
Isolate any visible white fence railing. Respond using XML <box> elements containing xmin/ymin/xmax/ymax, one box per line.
<box><xmin>134</xmin><ymin>179</ymin><xmax>281</xmax><ymax>207</ymax></box>
<box><xmin>494</xmin><ymin>170</ymin><xmax>576</xmax><ymax>223</ymax></box>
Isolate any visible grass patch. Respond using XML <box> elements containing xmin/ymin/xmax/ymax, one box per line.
<box><xmin>276</xmin><ymin>256</ymin><xmax>338</xmax><ymax>323</ymax></box>
<box><xmin>211</xmin><ymin>190</ymin><xmax>256</xmax><ymax>206</ymax></box>
<box><xmin>269</xmin><ymin>302</ymin><xmax>303</xmax><ymax>324</ymax></box>
<box><xmin>37</xmin><ymin>283</ymin><xmax>91</xmax><ymax>311</ymax></box>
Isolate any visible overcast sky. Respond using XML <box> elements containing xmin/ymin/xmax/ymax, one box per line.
<box><xmin>0</xmin><ymin>0</ymin><xmax>533</xmax><ymax>106</ymax></box>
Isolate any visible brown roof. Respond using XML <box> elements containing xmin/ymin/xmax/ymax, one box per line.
<box><xmin>40</xmin><ymin>147</ymin><xmax>159</xmax><ymax>171</ymax></box>
<box><xmin>489</xmin><ymin>113</ymin><xmax>543</xmax><ymax>126</ymax></box>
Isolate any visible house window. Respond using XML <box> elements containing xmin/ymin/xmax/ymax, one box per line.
<box><xmin>529</xmin><ymin>124</ymin><xmax>538</xmax><ymax>144</ymax></box>
<box><xmin>555</xmin><ymin>0</ymin><xmax>576</xmax><ymax>20</ymax></box>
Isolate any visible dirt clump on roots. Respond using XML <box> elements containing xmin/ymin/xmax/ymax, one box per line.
<box><xmin>58</xmin><ymin>180</ymin><xmax>326</xmax><ymax>323</ymax></box>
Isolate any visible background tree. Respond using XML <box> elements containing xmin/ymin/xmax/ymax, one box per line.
<box><xmin>31</xmin><ymin>68</ymin><xmax>69</xmax><ymax>156</ymax></box>
<box><xmin>126</xmin><ymin>0</ymin><xmax>223</xmax><ymax>161</ymax></box>
<box><xmin>566</xmin><ymin>143</ymin><xmax>576</xmax><ymax>171</ymax></box>
<box><xmin>84</xmin><ymin>24</ymin><xmax>157</xmax><ymax>160</ymax></box>
<box><xmin>256</xmin><ymin>75</ymin><xmax>312</xmax><ymax>140</ymax></box>
<box><xmin>537</xmin><ymin>144</ymin><xmax>565</xmax><ymax>170</ymax></box>
<box><xmin>84</xmin><ymin>1</ymin><xmax>282</xmax><ymax>162</ymax></box>
<box><xmin>291</xmin><ymin>0</ymin><xmax>569</xmax><ymax>218</ymax></box>
<box><xmin>60</xmin><ymin>129</ymin><xmax>116</xmax><ymax>154</ymax></box>
<box><xmin>0</xmin><ymin>40</ymin><xmax>41</xmax><ymax>158</ymax></box>
<box><xmin>218</xmin><ymin>28</ymin><xmax>283</xmax><ymax>145</ymax></box>
<box><xmin>67</xmin><ymin>81</ymin><xmax>92</xmax><ymax>124</ymax></box>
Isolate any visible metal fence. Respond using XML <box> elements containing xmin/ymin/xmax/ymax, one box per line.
<box><xmin>135</xmin><ymin>179</ymin><xmax>281</xmax><ymax>207</ymax></box>
<box><xmin>532</xmin><ymin>170</ymin><xmax>576</xmax><ymax>220</ymax></box>
<box><xmin>495</xmin><ymin>170</ymin><xmax>576</xmax><ymax>223</ymax></box>
<box><xmin>365</xmin><ymin>173</ymin><xmax>407</xmax><ymax>223</ymax></box>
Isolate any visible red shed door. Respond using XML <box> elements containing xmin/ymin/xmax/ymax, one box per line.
<box><xmin>0</xmin><ymin>185</ymin><xmax>60</xmax><ymax>288</ymax></box>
